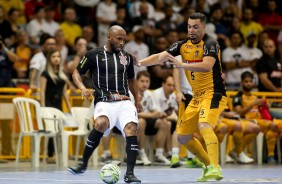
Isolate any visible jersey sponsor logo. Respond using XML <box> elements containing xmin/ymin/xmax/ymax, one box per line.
<box><xmin>195</xmin><ymin>50</ymin><xmax>199</xmax><ymax>58</ymax></box>
<box><xmin>204</xmin><ymin>45</ymin><xmax>208</xmax><ymax>55</ymax></box>
<box><xmin>80</xmin><ymin>57</ymin><xmax>87</xmax><ymax>68</ymax></box>
<box><xmin>185</xmin><ymin>44</ymin><xmax>193</xmax><ymax>49</ymax></box>
<box><xmin>119</xmin><ymin>55</ymin><xmax>128</xmax><ymax>65</ymax></box>
<box><xmin>270</xmin><ymin>71</ymin><xmax>282</xmax><ymax>78</ymax></box>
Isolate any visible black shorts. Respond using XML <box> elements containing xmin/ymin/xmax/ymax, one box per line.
<box><xmin>145</xmin><ymin>118</ymin><xmax>158</xmax><ymax>135</ymax></box>
<box><xmin>170</xmin><ymin>120</ymin><xmax>177</xmax><ymax>134</ymax></box>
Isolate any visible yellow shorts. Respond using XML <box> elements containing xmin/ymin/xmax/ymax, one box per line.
<box><xmin>214</xmin><ymin>121</ymin><xmax>227</xmax><ymax>133</ymax></box>
<box><xmin>256</xmin><ymin>119</ymin><xmax>271</xmax><ymax>133</ymax></box>
<box><xmin>177</xmin><ymin>91</ymin><xmax>227</xmax><ymax>135</ymax></box>
<box><xmin>220</xmin><ymin>118</ymin><xmax>249</xmax><ymax>133</ymax></box>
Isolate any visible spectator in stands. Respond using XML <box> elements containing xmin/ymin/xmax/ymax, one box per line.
<box><xmin>256</xmin><ymin>38</ymin><xmax>282</xmax><ymax>119</ymax></box>
<box><xmin>0</xmin><ymin>38</ymin><xmax>18</xmax><ymax>87</ymax></box>
<box><xmin>257</xmin><ymin>31</ymin><xmax>269</xmax><ymax>51</ymax></box>
<box><xmin>8</xmin><ymin>8</ymin><xmax>21</xmax><ymax>34</ymax></box>
<box><xmin>129</xmin><ymin>0</ymin><xmax>155</xmax><ymax>19</ymax></box>
<box><xmin>132</xmin><ymin>1</ymin><xmax>161</xmax><ymax>50</ymax></box>
<box><xmin>64</xmin><ymin>37</ymin><xmax>87</xmax><ymax>81</ymax></box>
<box><xmin>10</xmin><ymin>30</ymin><xmax>32</xmax><ymax>79</ymax></box>
<box><xmin>177</xmin><ymin>7</ymin><xmax>195</xmax><ymax>40</ymax></box>
<box><xmin>60</xmin><ymin>7</ymin><xmax>82</xmax><ymax>47</ymax></box>
<box><xmin>134</xmin><ymin>71</ymin><xmax>170</xmax><ymax>166</ymax></box>
<box><xmin>44</xmin><ymin>6</ymin><xmax>60</xmax><ymax>36</ymax></box>
<box><xmin>24</xmin><ymin>0</ymin><xmax>45</xmax><ymax>22</ymax></box>
<box><xmin>26</xmin><ymin>5</ymin><xmax>48</xmax><ymax>45</ymax></box>
<box><xmin>222</xmin><ymin>31</ymin><xmax>254</xmax><ymax>90</ymax></box>
<box><xmin>156</xmin><ymin>6</ymin><xmax>177</xmax><ymax>36</ymax></box>
<box><xmin>153</xmin><ymin>0</ymin><xmax>165</xmax><ymax>22</ymax></box>
<box><xmin>29</xmin><ymin>33</ymin><xmax>56</xmax><ymax>91</ymax></box>
<box><xmin>73</xmin><ymin>0</ymin><xmax>99</xmax><ymax>27</ymax></box>
<box><xmin>258</xmin><ymin>0</ymin><xmax>282</xmax><ymax>45</ymax></box>
<box><xmin>0</xmin><ymin>6</ymin><xmax>14</xmax><ymax>46</ymax></box>
<box><xmin>245</xmin><ymin>0</ymin><xmax>261</xmax><ymax>22</ymax></box>
<box><xmin>54</xmin><ymin>29</ymin><xmax>68</xmax><ymax>66</ymax></box>
<box><xmin>124</xmin><ymin>26</ymin><xmax>149</xmax><ymax>77</ymax></box>
<box><xmin>147</xmin><ymin>36</ymin><xmax>172</xmax><ymax>90</ymax></box>
<box><xmin>82</xmin><ymin>26</ymin><xmax>97</xmax><ymax>50</ymax></box>
<box><xmin>240</xmin><ymin>8</ymin><xmax>263</xmax><ymax>47</ymax></box>
<box><xmin>96</xmin><ymin>0</ymin><xmax>117</xmax><ymax>47</ymax></box>
<box><xmin>0</xmin><ymin>0</ymin><xmax>26</xmax><ymax>26</ymax></box>
<box><xmin>152</xmin><ymin>75</ymin><xmax>178</xmax><ymax>166</ymax></box>
<box><xmin>40</xmin><ymin>48</ymin><xmax>71</xmax><ymax>162</ymax></box>
<box><xmin>233</xmin><ymin>71</ymin><xmax>282</xmax><ymax>164</ymax></box>
<box><xmin>110</xmin><ymin>6</ymin><xmax>132</xmax><ymax>42</ymax></box>
<box><xmin>277</xmin><ymin>30</ymin><xmax>282</xmax><ymax>60</ymax></box>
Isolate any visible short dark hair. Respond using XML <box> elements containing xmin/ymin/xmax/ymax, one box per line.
<box><xmin>136</xmin><ymin>70</ymin><xmax>151</xmax><ymax>80</ymax></box>
<box><xmin>189</xmin><ymin>12</ymin><xmax>206</xmax><ymax>23</ymax></box>
<box><xmin>162</xmin><ymin>74</ymin><xmax>173</xmax><ymax>84</ymax></box>
<box><xmin>241</xmin><ymin>71</ymin><xmax>253</xmax><ymax>80</ymax></box>
<box><xmin>39</xmin><ymin>33</ymin><xmax>54</xmax><ymax>45</ymax></box>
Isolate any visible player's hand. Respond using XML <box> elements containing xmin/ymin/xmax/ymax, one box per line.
<box><xmin>81</xmin><ymin>88</ymin><xmax>93</xmax><ymax>99</ymax></box>
<box><xmin>176</xmin><ymin>91</ymin><xmax>186</xmax><ymax>105</ymax></box>
<box><xmin>150</xmin><ymin>111</ymin><xmax>163</xmax><ymax>118</ymax></box>
<box><xmin>157</xmin><ymin>52</ymin><xmax>174</xmax><ymax>64</ymax></box>
<box><xmin>135</xmin><ymin>101</ymin><xmax>143</xmax><ymax>113</ymax></box>
<box><xmin>167</xmin><ymin>55</ymin><xmax>183</xmax><ymax>68</ymax></box>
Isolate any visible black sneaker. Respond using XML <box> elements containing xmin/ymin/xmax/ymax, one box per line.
<box><xmin>124</xmin><ymin>172</ymin><xmax>141</xmax><ymax>184</ymax></box>
<box><xmin>68</xmin><ymin>161</ymin><xmax>87</xmax><ymax>175</ymax></box>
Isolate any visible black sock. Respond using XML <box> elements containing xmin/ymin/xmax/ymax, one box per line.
<box><xmin>82</xmin><ymin>128</ymin><xmax>103</xmax><ymax>165</ymax></box>
<box><xmin>126</xmin><ymin>136</ymin><xmax>138</xmax><ymax>174</ymax></box>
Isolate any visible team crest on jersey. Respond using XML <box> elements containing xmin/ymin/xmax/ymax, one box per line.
<box><xmin>195</xmin><ymin>50</ymin><xmax>199</xmax><ymax>58</ymax></box>
<box><xmin>119</xmin><ymin>55</ymin><xmax>128</xmax><ymax>65</ymax></box>
<box><xmin>185</xmin><ymin>44</ymin><xmax>193</xmax><ymax>49</ymax></box>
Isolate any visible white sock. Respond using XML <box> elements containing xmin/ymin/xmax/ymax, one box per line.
<box><xmin>172</xmin><ymin>147</ymin><xmax>179</xmax><ymax>158</ymax></box>
<box><xmin>187</xmin><ymin>150</ymin><xmax>195</xmax><ymax>159</ymax></box>
<box><xmin>102</xmin><ymin>150</ymin><xmax>111</xmax><ymax>157</ymax></box>
<box><xmin>155</xmin><ymin>148</ymin><xmax>164</xmax><ymax>157</ymax></box>
<box><xmin>138</xmin><ymin>148</ymin><xmax>145</xmax><ymax>157</ymax></box>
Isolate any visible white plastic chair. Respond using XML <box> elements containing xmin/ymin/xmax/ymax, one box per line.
<box><xmin>40</xmin><ymin>107</ymin><xmax>64</xmax><ymax>166</ymax></box>
<box><xmin>70</xmin><ymin>107</ymin><xmax>99</xmax><ymax>166</ymax></box>
<box><xmin>13</xmin><ymin>97</ymin><xmax>59</xmax><ymax>167</ymax></box>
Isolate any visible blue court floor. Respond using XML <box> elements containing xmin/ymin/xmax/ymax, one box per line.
<box><xmin>0</xmin><ymin>162</ymin><xmax>281</xmax><ymax>184</ymax></box>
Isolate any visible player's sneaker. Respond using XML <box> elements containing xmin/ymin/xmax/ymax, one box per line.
<box><xmin>229</xmin><ymin>151</ymin><xmax>238</xmax><ymax>162</ymax></box>
<box><xmin>225</xmin><ymin>155</ymin><xmax>235</xmax><ymax>163</ymax></box>
<box><xmin>68</xmin><ymin>161</ymin><xmax>87</xmax><ymax>175</ymax></box>
<box><xmin>185</xmin><ymin>157</ymin><xmax>203</xmax><ymax>168</ymax></box>
<box><xmin>170</xmin><ymin>156</ymin><xmax>181</xmax><ymax>168</ymax></box>
<box><xmin>205</xmin><ymin>164</ymin><xmax>223</xmax><ymax>181</ymax></box>
<box><xmin>140</xmin><ymin>154</ymin><xmax>152</xmax><ymax>166</ymax></box>
<box><xmin>155</xmin><ymin>155</ymin><xmax>170</xmax><ymax>165</ymax></box>
<box><xmin>237</xmin><ymin>152</ymin><xmax>254</xmax><ymax>164</ymax></box>
<box><xmin>124</xmin><ymin>172</ymin><xmax>141</xmax><ymax>184</ymax></box>
<box><xmin>196</xmin><ymin>165</ymin><xmax>208</xmax><ymax>182</ymax></box>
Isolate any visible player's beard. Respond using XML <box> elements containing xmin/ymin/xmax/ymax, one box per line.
<box><xmin>242</xmin><ymin>85</ymin><xmax>252</xmax><ymax>92</ymax></box>
<box><xmin>110</xmin><ymin>41</ymin><xmax>122</xmax><ymax>53</ymax></box>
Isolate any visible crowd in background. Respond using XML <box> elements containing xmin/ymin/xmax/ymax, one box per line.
<box><xmin>0</xmin><ymin>0</ymin><xmax>282</xmax><ymax>93</ymax></box>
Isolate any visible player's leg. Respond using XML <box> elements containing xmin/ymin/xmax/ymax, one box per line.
<box><xmin>153</xmin><ymin>118</ymin><xmax>170</xmax><ymax>165</ymax></box>
<box><xmin>170</xmin><ymin>122</ymin><xmax>181</xmax><ymax>168</ymax></box>
<box><xmin>118</xmin><ymin>101</ymin><xmax>141</xmax><ymax>183</ymax></box>
<box><xmin>137</xmin><ymin>118</ymin><xmax>152</xmax><ymax>165</ymax></box>
<box><xmin>198</xmin><ymin>95</ymin><xmax>227</xmax><ymax>181</ymax></box>
<box><xmin>68</xmin><ymin>102</ymin><xmax>113</xmax><ymax>174</ymax></box>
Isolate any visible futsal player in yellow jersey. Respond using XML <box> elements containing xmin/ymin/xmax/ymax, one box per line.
<box><xmin>233</xmin><ymin>71</ymin><xmax>282</xmax><ymax>164</ymax></box>
<box><xmin>138</xmin><ymin>12</ymin><xmax>226</xmax><ymax>182</ymax></box>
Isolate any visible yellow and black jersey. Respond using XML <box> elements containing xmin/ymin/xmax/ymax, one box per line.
<box><xmin>166</xmin><ymin>34</ymin><xmax>226</xmax><ymax>96</ymax></box>
<box><xmin>233</xmin><ymin>91</ymin><xmax>261</xmax><ymax>119</ymax></box>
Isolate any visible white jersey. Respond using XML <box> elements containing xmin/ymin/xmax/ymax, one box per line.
<box><xmin>29</xmin><ymin>52</ymin><xmax>46</xmax><ymax>88</ymax></box>
<box><xmin>130</xmin><ymin>90</ymin><xmax>156</xmax><ymax>112</ymax></box>
<box><xmin>152</xmin><ymin>87</ymin><xmax>178</xmax><ymax>112</ymax></box>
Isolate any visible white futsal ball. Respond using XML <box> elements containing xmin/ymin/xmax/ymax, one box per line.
<box><xmin>100</xmin><ymin>163</ymin><xmax>121</xmax><ymax>184</ymax></box>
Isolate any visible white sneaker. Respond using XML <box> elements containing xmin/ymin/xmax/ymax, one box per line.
<box><xmin>237</xmin><ymin>152</ymin><xmax>254</xmax><ymax>164</ymax></box>
<box><xmin>155</xmin><ymin>155</ymin><xmax>170</xmax><ymax>165</ymax></box>
<box><xmin>225</xmin><ymin>155</ymin><xmax>235</xmax><ymax>163</ymax></box>
<box><xmin>140</xmin><ymin>154</ymin><xmax>152</xmax><ymax>166</ymax></box>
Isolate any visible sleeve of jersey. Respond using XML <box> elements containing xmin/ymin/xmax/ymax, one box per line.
<box><xmin>203</xmin><ymin>39</ymin><xmax>219</xmax><ymax>58</ymax></box>
<box><xmin>166</xmin><ymin>41</ymin><xmax>182</xmax><ymax>56</ymax></box>
<box><xmin>127</xmin><ymin>54</ymin><xmax>135</xmax><ymax>79</ymax></box>
<box><xmin>232</xmin><ymin>93</ymin><xmax>242</xmax><ymax>108</ymax></box>
<box><xmin>76</xmin><ymin>51</ymin><xmax>93</xmax><ymax>75</ymax></box>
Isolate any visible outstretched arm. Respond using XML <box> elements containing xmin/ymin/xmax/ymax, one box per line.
<box><xmin>138</xmin><ymin>51</ymin><xmax>174</xmax><ymax>66</ymax></box>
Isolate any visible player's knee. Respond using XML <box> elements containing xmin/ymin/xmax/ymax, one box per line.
<box><xmin>156</xmin><ymin>119</ymin><xmax>167</xmax><ymax>131</ymax></box>
<box><xmin>177</xmin><ymin>134</ymin><xmax>192</xmax><ymax>144</ymax></box>
<box><xmin>138</xmin><ymin>118</ymin><xmax>146</xmax><ymax>132</ymax></box>
<box><xmin>124</xmin><ymin>122</ymin><xmax>138</xmax><ymax>136</ymax></box>
<box><xmin>233</xmin><ymin>121</ymin><xmax>243</xmax><ymax>132</ymax></box>
<box><xmin>252</xmin><ymin>124</ymin><xmax>261</xmax><ymax>134</ymax></box>
<box><xmin>220</xmin><ymin>124</ymin><xmax>228</xmax><ymax>134</ymax></box>
<box><xmin>94</xmin><ymin>116</ymin><xmax>110</xmax><ymax>132</ymax></box>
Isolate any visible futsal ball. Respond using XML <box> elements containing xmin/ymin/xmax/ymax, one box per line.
<box><xmin>100</xmin><ymin>163</ymin><xmax>121</xmax><ymax>184</ymax></box>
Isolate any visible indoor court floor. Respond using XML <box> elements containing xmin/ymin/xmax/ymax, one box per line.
<box><xmin>0</xmin><ymin>161</ymin><xmax>281</xmax><ymax>184</ymax></box>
